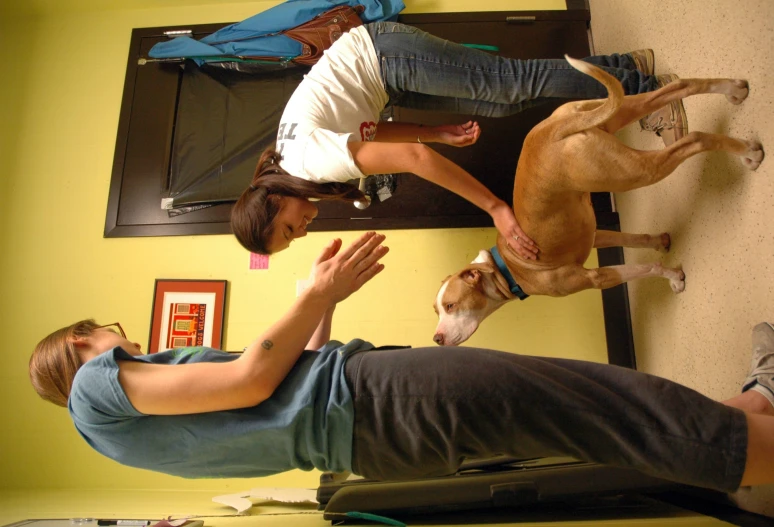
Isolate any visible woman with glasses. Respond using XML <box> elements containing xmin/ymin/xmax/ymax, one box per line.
<box><xmin>29</xmin><ymin>232</ymin><xmax>774</xmax><ymax>493</ymax></box>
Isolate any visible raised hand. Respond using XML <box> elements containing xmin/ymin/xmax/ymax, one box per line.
<box><xmin>490</xmin><ymin>202</ymin><xmax>539</xmax><ymax>260</ymax></box>
<box><xmin>309</xmin><ymin>237</ymin><xmax>343</xmax><ymax>276</ymax></box>
<box><xmin>434</xmin><ymin>120</ymin><xmax>481</xmax><ymax>147</ymax></box>
<box><xmin>307</xmin><ymin>232</ymin><xmax>388</xmax><ymax>304</ymax></box>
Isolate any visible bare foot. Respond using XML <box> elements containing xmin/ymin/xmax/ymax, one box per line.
<box><xmin>724</xmin><ymin>390</ymin><xmax>774</xmax><ymax>416</ymax></box>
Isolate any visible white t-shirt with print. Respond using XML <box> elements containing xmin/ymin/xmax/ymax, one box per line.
<box><xmin>276</xmin><ymin>25</ymin><xmax>389</xmax><ymax>183</ymax></box>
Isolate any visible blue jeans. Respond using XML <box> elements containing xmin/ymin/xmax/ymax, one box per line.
<box><xmin>365</xmin><ymin>22</ymin><xmax>659</xmax><ymax>117</ymax></box>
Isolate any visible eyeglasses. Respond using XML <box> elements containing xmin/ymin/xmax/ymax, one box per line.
<box><xmin>95</xmin><ymin>322</ymin><xmax>126</xmax><ymax>339</ymax></box>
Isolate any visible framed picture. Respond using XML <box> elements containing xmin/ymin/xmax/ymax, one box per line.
<box><xmin>148</xmin><ymin>279</ymin><xmax>227</xmax><ymax>353</ymax></box>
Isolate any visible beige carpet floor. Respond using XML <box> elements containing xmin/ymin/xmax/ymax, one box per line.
<box><xmin>588</xmin><ymin>0</ymin><xmax>774</xmax><ymax>518</ymax></box>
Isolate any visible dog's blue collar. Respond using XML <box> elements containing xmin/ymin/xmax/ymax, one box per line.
<box><xmin>490</xmin><ymin>246</ymin><xmax>529</xmax><ymax>300</ymax></box>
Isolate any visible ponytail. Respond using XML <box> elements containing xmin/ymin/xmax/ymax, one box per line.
<box><xmin>231</xmin><ymin>148</ymin><xmax>366</xmax><ymax>254</ymax></box>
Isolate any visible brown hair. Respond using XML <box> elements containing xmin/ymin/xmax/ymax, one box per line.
<box><xmin>230</xmin><ymin>148</ymin><xmax>366</xmax><ymax>254</ymax></box>
<box><xmin>29</xmin><ymin>319</ymin><xmax>100</xmax><ymax>407</ymax></box>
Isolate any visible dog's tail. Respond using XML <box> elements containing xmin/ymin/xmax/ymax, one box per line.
<box><xmin>552</xmin><ymin>55</ymin><xmax>625</xmax><ymax>140</ymax></box>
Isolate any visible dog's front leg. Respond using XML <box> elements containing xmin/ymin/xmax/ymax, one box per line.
<box><xmin>593</xmin><ymin>230</ymin><xmax>671</xmax><ymax>252</ymax></box>
<box><xmin>560</xmin><ymin>263</ymin><xmax>685</xmax><ymax>294</ymax></box>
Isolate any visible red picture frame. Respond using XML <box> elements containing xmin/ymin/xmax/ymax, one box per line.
<box><xmin>148</xmin><ymin>279</ymin><xmax>227</xmax><ymax>353</ymax></box>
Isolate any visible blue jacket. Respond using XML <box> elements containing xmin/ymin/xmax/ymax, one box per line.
<box><xmin>148</xmin><ymin>0</ymin><xmax>405</xmax><ymax>60</ymax></box>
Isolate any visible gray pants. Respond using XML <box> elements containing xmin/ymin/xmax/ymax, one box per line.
<box><xmin>344</xmin><ymin>347</ymin><xmax>747</xmax><ymax>493</ymax></box>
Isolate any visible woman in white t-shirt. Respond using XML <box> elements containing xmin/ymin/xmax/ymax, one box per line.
<box><xmin>231</xmin><ymin>22</ymin><xmax>669</xmax><ymax>256</ymax></box>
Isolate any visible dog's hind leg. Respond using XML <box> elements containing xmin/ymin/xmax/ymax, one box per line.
<box><xmin>594</xmin><ymin>230</ymin><xmax>671</xmax><ymax>252</ymax></box>
<box><xmin>644</xmin><ymin>131</ymin><xmax>764</xmax><ymax>176</ymax></box>
<box><xmin>600</xmin><ymin>78</ymin><xmax>749</xmax><ymax>134</ymax></box>
<box><xmin>578</xmin><ymin>132</ymin><xmax>765</xmax><ymax>194</ymax></box>
<box><xmin>560</xmin><ymin>263</ymin><xmax>685</xmax><ymax>295</ymax></box>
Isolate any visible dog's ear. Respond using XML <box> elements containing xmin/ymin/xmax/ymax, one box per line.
<box><xmin>461</xmin><ymin>262</ymin><xmax>496</xmax><ymax>287</ymax></box>
<box><xmin>461</xmin><ymin>268</ymin><xmax>482</xmax><ymax>285</ymax></box>
<box><xmin>468</xmin><ymin>262</ymin><xmax>495</xmax><ymax>274</ymax></box>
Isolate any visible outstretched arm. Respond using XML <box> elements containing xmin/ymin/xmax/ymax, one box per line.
<box><xmin>118</xmin><ymin>232</ymin><xmax>389</xmax><ymax>415</ymax></box>
<box><xmin>374</xmin><ymin>120</ymin><xmax>481</xmax><ymax>147</ymax></box>
<box><xmin>304</xmin><ymin>238</ymin><xmax>343</xmax><ymax>350</ymax></box>
<box><xmin>306</xmin><ymin>306</ymin><xmax>336</xmax><ymax>350</ymax></box>
<box><xmin>348</xmin><ymin>141</ymin><xmax>538</xmax><ymax>259</ymax></box>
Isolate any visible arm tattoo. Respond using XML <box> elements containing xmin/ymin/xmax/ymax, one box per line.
<box><xmin>261</xmin><ymin>339</ymin><xmax>274</xmax><ymax>350</ymax></box>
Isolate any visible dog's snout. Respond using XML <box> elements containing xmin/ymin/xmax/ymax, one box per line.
<box><xmin>433</xmin><ymin>333</ymin><xmax>445</xmax><ymax>345</ymax></box>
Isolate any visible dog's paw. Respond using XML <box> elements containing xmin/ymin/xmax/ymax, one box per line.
<box><xmin>657</xmin><ymin>233</ymin><xmax>671</xmax><ymax>253</ymax></box>
<box><xmin>669</xmin><ymin>269</ymin><xmax>686</xmax><ymax>294</ymax></box>
<box><xmin>742</xmin><ymin>141</ymin><xmax>764</xmax><ymax>171</ymax></box>
<box><xmin>725</xmin><ymin>79</ymin><xmax>749</xmax><ymax>105</ymax></box>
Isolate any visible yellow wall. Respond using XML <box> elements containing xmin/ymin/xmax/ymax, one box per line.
<box><xmin>0</xmin><ymin>0</ymin><xmax>611</xmax><ymax>523</ymax></box>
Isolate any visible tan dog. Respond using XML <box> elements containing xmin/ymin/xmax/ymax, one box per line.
<box><xmin>433</xmin><ymin>56</ymin><xmax>764</xmax><ymax>346</ymax></box>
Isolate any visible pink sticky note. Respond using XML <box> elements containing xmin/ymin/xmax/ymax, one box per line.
<box><xmin>250</xmin><ymin>253</ymin><xmax>269</xmax><ymax>270</ymax></box>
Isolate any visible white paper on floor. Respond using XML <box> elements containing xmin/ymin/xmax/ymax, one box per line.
<box><xmin>212</xmin><ymin>488</ymin><xmax>319</xmax><ymax>513</ymax></box>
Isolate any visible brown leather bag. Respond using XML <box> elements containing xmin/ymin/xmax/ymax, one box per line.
<box><xmin>244</xmin><ymin>4</ymin><xmax>366</xmax><ymax>66</ymax></box>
